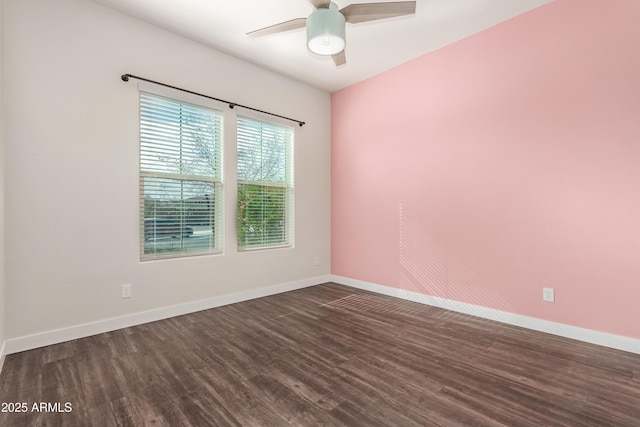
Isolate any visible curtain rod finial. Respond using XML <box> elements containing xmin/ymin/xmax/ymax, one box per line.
<box><xmin>121</xmin><ymin>74</ymin><xmax>130</xmax><ymax>82</ymax></box>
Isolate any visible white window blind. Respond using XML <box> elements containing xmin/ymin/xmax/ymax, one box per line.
<box><xmin>140</xmin><ymin>92</ymin><xmax>223</xmax><ymax>259</ymax></box>
<box><xmin>237</xmin><ymin>116</ymin><xmax>294</xmax><ymax>250</ymax></box>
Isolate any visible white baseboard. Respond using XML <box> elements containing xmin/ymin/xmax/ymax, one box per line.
<box><xmin>5</xmin><ymin>274</ymin><xmax>638</xmax><ymax>360</ymax></box>
<box><xmin>331</xmin><ymin>275</ymin><xmax>640</xmax><ymax>355</ymax></box>
<box><xmin>4</xmin><ymin>275</ymin><xmax>332</xmax><ymax>355</ymax></box>
<box><xmin>0</xmin><ymin>340</ymin><xmax>6</xmax><ymax>374</ymax></box>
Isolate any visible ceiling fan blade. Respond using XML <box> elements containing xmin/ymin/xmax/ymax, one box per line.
<box><xmin>332</xmin><ymin>50</ymin><xmax>346</xmax><ymax>66</ymax></box>
<box><xmin>309</xmin><ymin>0</ymin><xmax>331</xmax><ymax>8</ymax></box>
<box><xmin>341</xmin><ymin>1</ymin><xmax>416</xmax><ymax>24</ymax></box>
<box><xmin>247</xmin><ymin>18</ymin><xmax>307</xmax><ymax>37</ymax></box>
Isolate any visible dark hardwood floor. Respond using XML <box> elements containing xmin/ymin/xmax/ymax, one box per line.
<box><xmin>1</xmin><ymin>282</ymin><xmax>639</xmax><ymax>426</ymax></box>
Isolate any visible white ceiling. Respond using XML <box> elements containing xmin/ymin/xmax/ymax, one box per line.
<box><xmin>92</xmin><ymin>0</ymin><xmax>554</xmax><ymax>92</ymax></box>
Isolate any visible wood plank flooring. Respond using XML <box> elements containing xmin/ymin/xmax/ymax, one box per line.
<box><xmin>1</xmin><ymin>282</ymin><xmax>639</xmax><ymax>426</ymax></box>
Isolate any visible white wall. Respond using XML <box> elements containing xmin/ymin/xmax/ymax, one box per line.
<box><xmin>4</xmin><ymin>0</ymin><xmax>331</xmax><ymax>341</ymax></box>
<box><xmin>0</xmin><ymin>0</ymin><xmax>6</xmax><ymax>361</ymax></box>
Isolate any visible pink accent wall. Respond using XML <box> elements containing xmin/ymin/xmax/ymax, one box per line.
<box><xmin>331</xmin><ymin>0</ymin><xmax>640</xmax><ymax>339</ymax></box>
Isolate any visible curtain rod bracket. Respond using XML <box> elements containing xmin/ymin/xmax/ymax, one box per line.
<box><xmin>120</xmin><ymin>73</ymin><xmax>305</xmax><ymax>127</ymax></box>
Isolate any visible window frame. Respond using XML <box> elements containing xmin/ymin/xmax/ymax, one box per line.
<box><xmin>236</xmin><ymin>114</ymin><xmax>295</xmax><ymax>251</ymax></box>
<box><xmin>138</xmin><ymin>86</ymin><xmax>225</xmax><ymax>261</ymax></box>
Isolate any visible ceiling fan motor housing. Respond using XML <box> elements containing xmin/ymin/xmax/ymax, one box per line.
<box><xmin>307</xmin><ymin>2</ymin><xmax>346</xmax><ymax>55</ymax></box>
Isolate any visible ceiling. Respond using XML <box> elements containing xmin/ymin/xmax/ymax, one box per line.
<box><xmin>92</xmin><ymin>0</ymin><xmax>554</xmax><ymax>92</ymax></box>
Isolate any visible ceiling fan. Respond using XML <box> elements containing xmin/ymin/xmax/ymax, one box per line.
<box><xmin>247</xmin><ymin>1</ymin><xmax>417</xmax><ymax>66</ymax></box>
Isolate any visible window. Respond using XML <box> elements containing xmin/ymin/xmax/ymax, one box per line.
<box><xmin>237</xmin><ymin>116</ymin><xmax>294</xmax><ymax>250</ymax></box>
<box><xmin>139</xmin><ymin>92</ymin><xmax>223</xmax><ymax>259</ymax></box>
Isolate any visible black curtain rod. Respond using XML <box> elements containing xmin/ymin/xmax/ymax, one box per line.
<box><xmin>121</xmin><ymin>73</ymin><xmax>305</xmax><ymax>127</ymax></box>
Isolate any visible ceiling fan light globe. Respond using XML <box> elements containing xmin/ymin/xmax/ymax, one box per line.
<box><xmin>308</xmin><ymin>34</ymin><xmax>345</xmax><ymax>55</ymax></box>
<box><xmin>306</xmin><ymin>6</ymin><xmax>346</xmax><ymax>56</ymax></box>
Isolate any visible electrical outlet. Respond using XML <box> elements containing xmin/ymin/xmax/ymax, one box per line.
<box><xmin>121</xmin><ymin>284</ymin><xmax>132</xmax><ymax>299</ymax></box>
<box><xmin>314</xmin><ymin>256</ymin><xmax>320</xmax><ymax>267</ymax></box>
<box><xmin>543</xmin><ymin>287</ymin><xmax>555</xmax><ymax>303</ymax></box>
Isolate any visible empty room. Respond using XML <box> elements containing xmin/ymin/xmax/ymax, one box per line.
<box><xmin>0</xmin><ymin>0</ymin><xmax>639</xmax><ymax>425</ymax></box>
